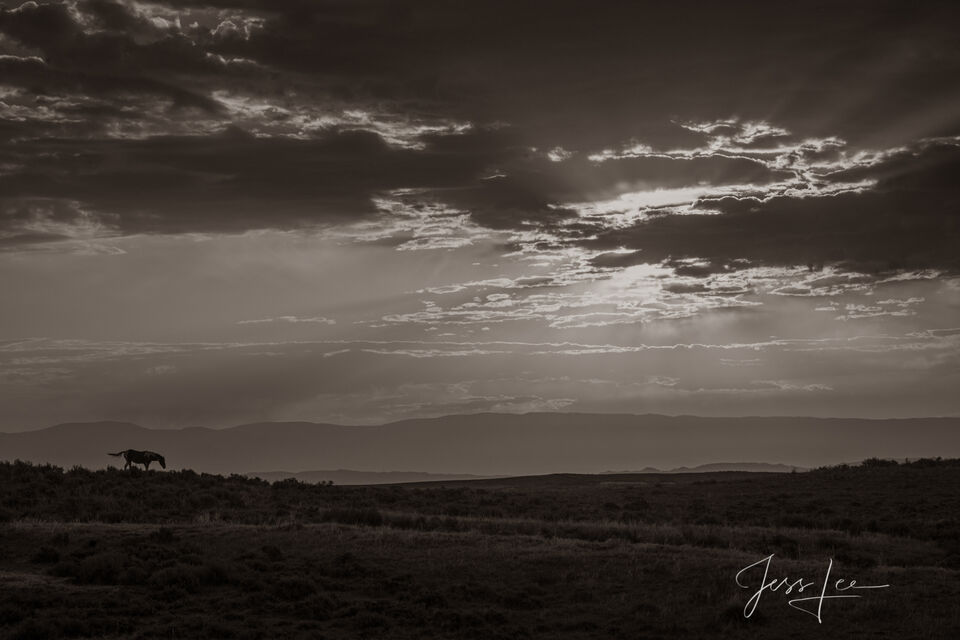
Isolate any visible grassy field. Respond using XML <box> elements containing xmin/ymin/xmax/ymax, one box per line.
<box><xmin>1</xmin><ymin>460</ymin><xmax>958</xmax><ymax>639</ymax></box>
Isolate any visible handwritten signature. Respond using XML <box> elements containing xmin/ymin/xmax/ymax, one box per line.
<box><xmin>736</xmin><ymin>554</ymin><xmax>889</xmax><ymax>623</ymax></box>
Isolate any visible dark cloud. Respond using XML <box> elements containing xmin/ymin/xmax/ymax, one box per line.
<box><xmin>502</xmin><ymin>155</ymin><xmax>792</xmax><ymax>206</ymax></box>
<box><xmin>5</xmin><ymin>0</ymin><xmax>958</xmax><ymax>147</ymax></box>
<box><xmin>0</xmin><ymin>127</ymin><xmax>506</xmax><ymax>237</ymax></box>
<box><xmin>581</xmin><ymin>142</ymin><xmax>960</xmax><ymax>273</ymax></box>
<box><xmin>198</xmin><ymin>0</ymin><xmax>960</xmax><ymax>146</ymax></box>
<box><xmin>825</xmin><ymin>140</ymin><xmax>960</xmax><ymax>189</ymax></box>
<box><xmin>662</xmin><ymin>282</ymin><xmax>710</xmax><ymax>294</ymax></box>
<box><xmin>571</xmin><ymin>156</ymin><xmax>790</xmax><ymax>190</ymax></box>
<box><xmin>0</xmin><ymin>54</ymin><xmax>222</xmax><ymax>115</ymax></box>
<box><xmin>0</xmin><ymin>229</ymin><xmax>67</xmax><ymax>247</ymax></box>
<box><xmin>1</xmin><ymin>0</ymin><xmax>958</xmax><ymax>274</ymax></box>
<box><xmin>423</xmin><ymin>136</ymin><xmax>792</xmax><ymax>231</ymax></box>
<box><xmin>2</xmin><ymin>1</ymin><xmax>218</xmax><ymax>74</ymax></box>
<box><xmin>0</xmin><ymin>197</ymin><xmax>94</xmax><ymax>247</ymax></box>
<box><xmin>439</xmin><ymin>175</ymin><xmax>576</xmax><ymax>231</ymax></box>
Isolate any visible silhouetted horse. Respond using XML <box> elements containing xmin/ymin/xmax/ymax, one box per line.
<box><xmin>108</xmin><ymin>449</ymin><xmax>166</xmax><ymax>470</ymax></box>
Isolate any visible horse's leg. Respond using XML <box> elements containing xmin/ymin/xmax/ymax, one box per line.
<box><xmin>144</xmin><ymin>460</ymin><xmax>151</xmax><ymax>470</ymax></box>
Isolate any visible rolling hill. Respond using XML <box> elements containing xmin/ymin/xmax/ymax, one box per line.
<box><xmin>1</xmin><ymin>413</ymin><xmax>958</xmax><ymax>476</ymax></box>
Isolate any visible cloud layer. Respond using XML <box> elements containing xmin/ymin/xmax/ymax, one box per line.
<box><xmin>2</xmin><ymin>1</ymin><xmax>958</xmax><ymax>270</ymax></box>
<box><xmin>1</xmin><ymin>1</ymin><xmax>959</xmax><ymax>427</ymax></box>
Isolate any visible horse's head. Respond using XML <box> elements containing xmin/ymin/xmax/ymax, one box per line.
<box><xmin>158</xmin><ymin>455</ymin><xmax>166</xmax><ymax>469</ymax></box>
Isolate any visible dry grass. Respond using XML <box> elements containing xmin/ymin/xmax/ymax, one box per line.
<box><xmin>0</xmin><ymin>460</ymin><xmax>958</xmax><ymax>639</ymax></box>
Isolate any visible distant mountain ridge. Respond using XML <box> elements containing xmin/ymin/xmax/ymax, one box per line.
<box><xmin>607</xmin><ymin>462</ymin><xmax>807</xmax><ymax>474</ymax></box>
<box><xmin>1</xmin><ymin>413</ymin><xmax>957</xmax><ymax>476</ymax></box>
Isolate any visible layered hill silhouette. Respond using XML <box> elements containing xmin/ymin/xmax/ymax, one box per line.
<box><xmin>1</xmin><ymin>413</ymin><xmax>958</xmax><ymax>476</ymax></box>
<box><xmin>607</xmin><ymin>462</ymin><xmax>807</xmax><ymax>474</ymax></box>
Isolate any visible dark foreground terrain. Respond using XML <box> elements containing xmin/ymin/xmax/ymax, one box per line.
<box><xmin>1</xmin><ymin>460</ymin><xmax>958</xmax><ymax>639</ymax></box>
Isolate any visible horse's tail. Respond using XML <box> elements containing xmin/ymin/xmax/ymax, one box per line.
<box><xmin>107</xmin><ymin>451</ymin><xmax>125</xmax><ymax>457</ymax></box>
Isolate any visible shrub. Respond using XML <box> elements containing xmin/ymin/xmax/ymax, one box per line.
<box><xmin>49</xmin><ymin>532</ymin><xmax>69</xmax><ymax>546</ymax></box>
<box><xmin>9</xmin><ymin>618</ymin><xmax>60</xmax><ymax>640</ymax></box>
<box><xmin>150</xmin><ymin>564</ymin><xmax>202</xmax><ymax>592</ymax></box>
<box><xmin>149</xmin><ymin>527</ymin><xmax>177</xmax><ymax>544</ymax></box>
<box><xmin>261</xmin><ymin>545</ymin><xmax>284</xmax><ymax>561</ymax></box>
<box><xmin>768</xmin><ymin>534</ymin><xmax>800</xmax><ymax>559</ymax></box>
<box><xmin>862</xmin><ymin>457</ymin><xmax>899</xmax><ymax>467</ymax></box>
<box><xmin>30</xmin><ymin>547</ymin><xmax>60</xmax><ymax>564</ymax></box>
<box><xmin>835</xmin><ymin>550</ymin><xmax>878</xmax><ymax>569</ymax></box>
<box><xmin>148</xmin><ymin>562</ymin><xmax>231</xmax><ymax>592</ymax></box>
<box><xmin>198</xmin><ymin>562</ymin><xmax>232</xmax><ymax>586</ymax></box>
<box><xmin>0</xmin><ymin>604</ymin><xmax>24</xmax><ymax>625</ymax></box>
<box><xmin>120</xmin><ymin>566</ymin><xmax>150</xmax><ymax>585</ymax></box>
<box><xmin>72</xmin><ymin>552</ymin><xmax>125</xmax><ymax>585</ymax></box>
<box><xmin>273</xmin><ymin>577</ymin><xmax>316</xmax><ymax>601</ymax></box>
<box><xmin>322</xmin><ymin>507</ymin><xmax>383</xmax><ymax>527</ymax></box>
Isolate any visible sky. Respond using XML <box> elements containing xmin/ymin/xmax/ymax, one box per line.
<box><xmin>0</xmin><ymin>0</ymin><xmax>959</xmax><ymax>430</ymax></box>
